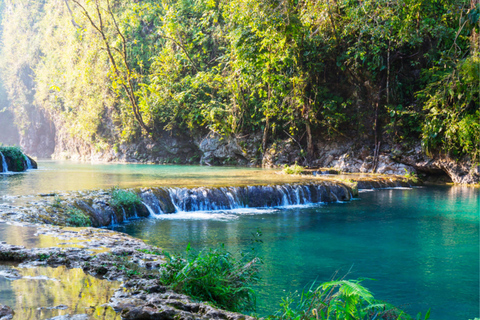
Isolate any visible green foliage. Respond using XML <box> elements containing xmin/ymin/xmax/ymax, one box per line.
<box><xmin>419</xmin><ymin>56</ymin><xmax>480</xmax><ymax>161</ymax></box>
<box><xmin>0</xmin><ymin>145</ymin><xmax>25</xmax><ymax>172</ymax></box>
<box><xmin>404</xmin><ymin>169</ymin><xmax>419</xmax><ymax>184</ymax></box>
<box><xmin>283</xmin><ymin>163</ymin><xmax>305</xmax><ymax>175</ymax></box>
<box><xmin>270</xmin><ymin>279</ymin><xmax>430</xmax><ymax>320</ymax></box>
<box><xmin>66</xmin><ymin>207</ymin><xmax>91</xmax><ymax>227</ymax></box>
<box><xmin>160</xmin><ymin>244</ymin><xmax>261</xmax><ymax>312</ymax></box>
<box><xmin>109</xmin><ymin>187</ymin><xmax>141</xmax><ymax>210</ymax></box>
<box><xmin>0</xmin><ymin>0</ymin><xmax>478</xmax><ymax>162</ymax></box>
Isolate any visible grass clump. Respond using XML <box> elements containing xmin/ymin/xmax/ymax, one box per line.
<box><xmin>160</xmin><ymin>244</ymin><xmax>261</xmax><ymax>312</ymax></box>
<box><xmin>51</xmin><ymin>195</ymin><xmax>62</xmax><ymax>208</ymax></box>
<box><xmin>283</xmin><ymin>163</ymin><xmax>304</xmax><ymax>175</ymax></box>
<box><xmin>66</xmin><ymin>207</ymin><xmax>91</xmax><ymax>227</ymax></box>
<box><xmin>270</xmin><ymin>278</ymin><xmax>430</xmax><ymax>320</ymax></box>
<box><xmin>109</xmin><ymin>187</ymin><xmax>141</xmax><ymax>210</ymax></box>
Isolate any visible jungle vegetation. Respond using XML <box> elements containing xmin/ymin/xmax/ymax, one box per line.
<box><xmin>0</xmin><ymin>0</ymin><xmax>478</xmax><ymax>161</ymax></box>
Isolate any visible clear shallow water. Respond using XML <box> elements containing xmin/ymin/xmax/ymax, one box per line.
<box><xmin>0</xmin><ymin>161</ymin><xmax>307</xmax><ymax>198</ymax></box>
<box><xmin>0</xmin><ymin>265</ymin><xmax>120</xmax><ymax>319</ymax></box>
<box><xmin>112</xmin><ymin>186</ymin><xmax>480</xmax><ymax>319</ymax></box>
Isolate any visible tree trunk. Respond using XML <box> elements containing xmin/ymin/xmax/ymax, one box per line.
<box><xmin>262</xmin><ymin>116</ymin><xmax>270</xmax><ymax>154</ymax></box>
<box><xmin>472</xmin><ymin>0</ymin><xmax>480</xmax><ymax>55</ymax></box>
<box><xmin>306</xmin><ymin>119</ymin><xmax>314</xmax><ymax>163</ymax></box>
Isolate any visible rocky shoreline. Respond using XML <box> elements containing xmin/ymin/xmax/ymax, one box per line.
<box><xmin>50</xmin><ymin>134</ymin><xmax>480</xmax><ymax>185</ymax></box>
<box><xmin>0</xmin><ymin>224</ymin><xmax>254</xmax><ymax>320</ymax></box>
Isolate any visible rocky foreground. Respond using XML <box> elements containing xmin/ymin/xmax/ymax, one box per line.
<box><xmin>0</xmin><ymin>224</ymin><xmax>254</xmax><ymax>320</ymax></box>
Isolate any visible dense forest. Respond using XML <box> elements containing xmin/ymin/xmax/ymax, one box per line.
<box><xmin>0</xmin><ymin>0</ymin><xmax>478</xmax><ymax>165</ymax></box>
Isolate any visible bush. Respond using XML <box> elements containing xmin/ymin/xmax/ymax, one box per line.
<box><xmin>109</xmin><ymin>187</ymin><xmax>141</xmax><ymax>210</ymax></box>
<box><xmin>283</xmin><ymin>163</ymin><xmax>304</xmax><ymax>175</ymax></box>
<box><xmin>160</xmin><ymin>244</ymin><xmax>261</xmax><ymax>312</ymax></box>
<box><xmin>66</xmin><ymin>208</ymin><xmax>91</xmax><ymax>227</ymax></box>
<box><xmin>404</xmin><ymin>168</ymin><xmax>419</xmax><ymax>184</ymax></box>
<box><xmin>270</xmin><ymin>279</ymin><xmax>430</xmax><ymax>320</ymax></box>
<box><xmin>0</xmin><ymin>145</ymin><xmax>25</xmax><ymax>172</ymax></box>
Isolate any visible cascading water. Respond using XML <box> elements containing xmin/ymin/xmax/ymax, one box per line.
<box><xmin>139</xmin><ymin>182</ymin><xmax>352</xmax><ymax>217</ymax></box>
<box><xmin>24</xmin><ymin>154</ymin><xmax>33</xmax><ymax>170</ymax></box>
<box><xmin>0</xmin><ymin>152</ymin><xmax>8</xmax><ymax>173</ymax></box>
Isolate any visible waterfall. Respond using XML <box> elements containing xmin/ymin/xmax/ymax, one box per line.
<box><xmin>24</xmin><ymin>154</ymin><xmax>33</xmax><ymax>170</ymax></box>
<box><xmin>142</xmin><ymin>201</ymin><xmax>163</xmax><ymax>218</ymax></box>
<box><xmin>0</xmin><ymin>152</ymin><xmax>8</xmax><ymax>173</ymax></box>
<box><xmin>140</xmin><ymin>182</ymin><xmax>352</xmax><ymax>215</ymax></box>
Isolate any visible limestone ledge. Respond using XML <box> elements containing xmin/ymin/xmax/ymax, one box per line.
<box><xmin>0</xmin><ymin>225</ymin><xmax>253</xmax><ymax>320</ymax></box>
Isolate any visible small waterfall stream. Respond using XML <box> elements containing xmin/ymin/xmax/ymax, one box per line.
<box><xmin>24</xmin><ymin>155</ymin><xmax>33</xmax><ymax>170</ymax></box>
<box><xmin>0</xmin><ymin>152</ymin><xmax>8</xmax><ymax>173</ymax></box>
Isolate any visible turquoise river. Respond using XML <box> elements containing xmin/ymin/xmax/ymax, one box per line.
<box><xmin>0</xmin><ymin>161</ymin><xmax>479</xmax><ymax>319</ymax></box>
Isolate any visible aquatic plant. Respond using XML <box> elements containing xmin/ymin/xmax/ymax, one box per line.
<box><xmin>283</xmin><ymin>163</ymin><xmax>305</xmax><ymax>175</ymax></box>
<box><xmin>270</xmin><ymin>279</ymin><xmax>430</xmax><ymax>320</ymax></box>
<box><xmin>160</xmin><ymin>244</ymin><xmax>261</xmax><ymax>312</ymax></box>
<box><xmin>109</xmin><ymin>187</ymin><xmax>141</xmax><ymax>210</ymax></box>
<box><xmin>66</xmin><ymin>208</ymin><xmax>91</xmax><ymax>227</ymax></box>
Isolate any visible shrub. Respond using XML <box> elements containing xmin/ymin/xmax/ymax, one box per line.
<box><xmin>270</xmin><ymin>279</ymin><xmax>430</xmax><ymax>320</ymax></box>
<box><xmin>160</xmin><ymin>244</ymin><xmax>261</xmax><ymax>312</ymax></box>
<box><xmin>109</xmin><ymin>187</ymin><xmax>141</xmax><ymax>210</ymax></box>
<box><xmin>283</xmin><ymin>163</ymin><xmax>304</xmax><ymax>175</ymax></box>
<box><xmin>0</xmin><ymin>145</ymin><xmax>25</xmax><ymax>172</ymax></box>
<box><xmin>66</xmin><ymin>208</ymin><xmax>91</xmax><ymax>227</ymax></box>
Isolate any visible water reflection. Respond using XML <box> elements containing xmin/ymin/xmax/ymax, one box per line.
<box><xmin>1</xmin><ymin>266</ymin><xmax>120</xmax><ymax>320</ymax></box>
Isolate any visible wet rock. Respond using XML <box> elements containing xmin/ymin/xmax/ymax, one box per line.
<box><xmin>75</xmin><ymin>200</ymin><xmax>112</xmax><ymax>227</ymax></box>
<box><xmin>0</xmin><ymin>305</ymin><xmax>14</xmax><ymax>320</ymax></box>
<box><xmin>0</xmin><ymin>267</ymin><xmax>21</xmax><ymax>280</ymax></box>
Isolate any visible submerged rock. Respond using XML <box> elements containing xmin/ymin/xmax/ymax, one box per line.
<box><xmin>0</xmin><ymin>305</ymin><xmax>14</xmax><ymax>320</ymax></box>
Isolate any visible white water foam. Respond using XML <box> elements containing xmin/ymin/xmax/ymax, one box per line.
<box><xmin>150</xmin><ymin>207</ymin><xmax>278</xmax><ymax>220</ymax></box>
<box><xmin>24</xmin><ymin>155</ymin><xmax>33</xmax><ymax>170</ymax></box>
<box><xmin>0</xmin><ymin>152</ymin><xmax>8</xmax><ymax>173</ymax></box>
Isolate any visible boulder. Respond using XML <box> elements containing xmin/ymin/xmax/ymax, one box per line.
<box><xmin>198</xmin><ymin>132</ymin><xmax>248</xmax><ymax>165</ymax></box>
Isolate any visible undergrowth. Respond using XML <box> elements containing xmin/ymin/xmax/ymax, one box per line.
<box><xmin>160</xmin><ymin>244</ymin><xmax>261</xmax><ymax>312</ymax></box>
<box><xmin>269</xmin><ymin>279</ymin><xmax>431</xmax><ymax>320</ymax></box>
<box><xmin>403</xmin><ymin>169</ymin><xmax>419</xmax><ymax>184</ymax></box>
<box><xmin>283</xmin><ymin>163</ymin><xmax>305</xmax><ymax>175</ymax></box>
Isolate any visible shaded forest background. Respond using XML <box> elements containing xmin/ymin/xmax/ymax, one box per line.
<box><xmin>0</xmin><ymin>0</ymin><xmax>478</xmax><ymax>163</ymax></box>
